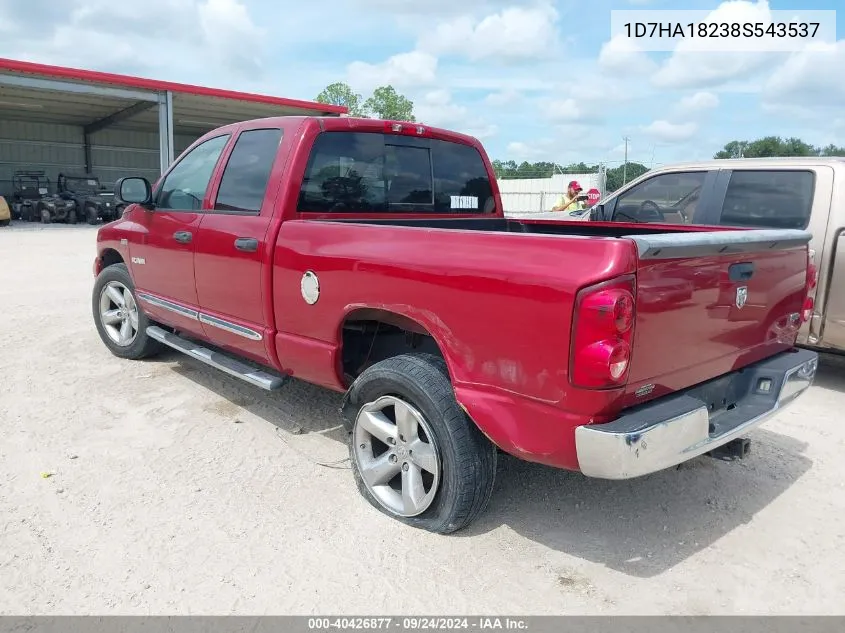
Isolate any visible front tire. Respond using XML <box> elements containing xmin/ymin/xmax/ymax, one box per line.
<box><xmin>92</xmin><ymin>263</ymin><xmax>162</xmax><ymax>360</ymax></box>
<box><xmin>346</xmin><ymin>353</ymin><xmax>497</xmax><ymax>534</ymax></box>
<box><xmin>86</xmin><ymin>204</ymin><xmax>99</xmax><ymax>225</ymax></box>
<box><xmin>68</xmin><ymin>209</ymin><xmax>78</xmax><ymax>225</ymax></box>
<box><xmin>40</xmin><ymin>206</ymin><xmax>51</xmax><ymax>224</ymax></box>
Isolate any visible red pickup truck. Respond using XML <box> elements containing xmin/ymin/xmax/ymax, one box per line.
<box><xmin>92</xmin><ymin>116</ymin><xmax>819</xmax><ymax>533</ymax></box>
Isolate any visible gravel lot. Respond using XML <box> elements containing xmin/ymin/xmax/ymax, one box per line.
<box><xmin>1</xmin><ymin>223</ymin><xmax>844</xmax><ymax>615</ymax></box>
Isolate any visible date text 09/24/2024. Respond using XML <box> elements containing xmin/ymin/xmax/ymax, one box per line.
<box><xmin>307</xmin><ymin>618</ymin><xmax>528</xmax><ymax>631</ymax></box>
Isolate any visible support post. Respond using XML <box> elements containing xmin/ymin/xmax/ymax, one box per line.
<box><xmin>158</xmin><ymin>90</ymin><xmax>175</xmax><ymax>175</ymax></box>
<box><xmin>84</xmin><ymin>133</ymin><xmax>92</xmax><ymax>173</ymax></box>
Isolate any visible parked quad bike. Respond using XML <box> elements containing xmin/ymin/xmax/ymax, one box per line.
<box><xmin>11</xmin><ymin>170</ymin><xmax>76</xmax><ymax>223</ymax></box>
<box><xmin>57</xmin><ymin>173</ymin><xmax>120</xmax><ymax>224</ymax></box>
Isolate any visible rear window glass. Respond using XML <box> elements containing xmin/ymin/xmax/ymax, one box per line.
<box><xmin>297</xmin><ymin>131</ymin><xmax>496</xmax><ymax>214</ymax></box>
<box><xmin>719</xmin><ymin>170</ymin><xmax>814</xmax><ymax>229</ymax></box>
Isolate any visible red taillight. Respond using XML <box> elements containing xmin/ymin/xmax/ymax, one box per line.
<box><xmin>807</xmin><ymin>249</ymin><xmax>818</xmax><ymax>291</ymax></box>
<box><xmin>802</xmin><ymin>249</ymin><xmax>817</xmax><ymax>324</ymax></box>
<box><xmin>570</xmin><ymin>275</ymin><xmax>636</xmax><ymax>389</ymax></box>
<box><xmin>802</xmin><ymin>296</ymin><xmax>814</xmax><ymax>324</ymax></box>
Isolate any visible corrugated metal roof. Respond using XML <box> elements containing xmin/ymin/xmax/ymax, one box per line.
<box><xmin>0</xmin><ymin>58</ymin><xmax>347</xmax><ymax>115</ymax></box>
<box><xmin>0</xmin><ymin>57</ymin><xmax>346</xmax><ymax>136</ymax></box>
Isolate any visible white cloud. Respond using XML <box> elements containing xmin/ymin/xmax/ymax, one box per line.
<box><xmin>0</xmin><ymin>0</ymin><xmax>266</xmax><ymax>78</ymax></box>
<box><xmin>414</xmin><ymin>90</ymin><xmax>498</xmax><ymax>139</ymax></box>
<box><xmin>355</xmin><ymin>0</ymin><xmax>513</xmax><ymax>15</ymax></box>
<box><xmin>505</xmin><ymin>140</ymin><xmax>557</xmax><ymax>161</ymax></box>
<box><xmin>641</xmin><ymin>120</ymin><xmax>698</xmax><ymax>143</ymax></box>
<box><xmin>763</xmin><ymin>40</ymin><xmax>845</xmax><ymax>109</ymax></box>
<box><xmin>347</xmin><ymin>51</ymin><xmax>438</xmax><ymax>92</ymax></box>
<box><xmin>484</xmin><ymin>89</ymin><xmax>522</xmax><ymax>106</ymax></box>
<box><xmin>598</xmin><ymin>35</ymin><xmax>657</xmax><ymax>76</ymax></box>
<box><xmin>678</xmin><ymin>91</ymin><xmax>720</xmax><ymax>112</ymax></box>
<box><xmin>651</xmin><ymin>0</ymin><xmax>782</xmax><ymax>89</ymax></box>
<box><xmin>418</xmin><ymin>2</ymin><xmax>560</xmax><ymax>62</ymax></box>
<box><xmin>608</xmin><ymin>142</ymin><xmax>631</xmax><ymax>158</ymax></box>
<box><xmin>543</xmin><ymin>99</ymin><xmax>586</xmax><ymax>122</ymax></box>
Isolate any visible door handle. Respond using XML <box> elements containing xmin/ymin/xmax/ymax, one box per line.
<box><xmin>173</xmin><ymin>231</ymin><xmax>192</xmax><ymax>244</ymax></box>
<box><xmin>234</xmin><ymin>237</ymin><xmax>259</xmax><ymax>252</ymax></box>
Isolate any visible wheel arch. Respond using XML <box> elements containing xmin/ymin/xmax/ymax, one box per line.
<box><xmin>99</xmin><ymin>247</ymin><xmax>125</xmax><ymax>270</ymax></box>
<box><xmin>337</xmin><ymin>306</ymin><xmax>461</xmax><ymax>423</ymax></box>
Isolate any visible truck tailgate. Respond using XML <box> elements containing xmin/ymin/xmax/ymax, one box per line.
<box><xmin>623</xmin><ymin>229</ymin><xmax>812</xmax><ymax>403</ymax></box>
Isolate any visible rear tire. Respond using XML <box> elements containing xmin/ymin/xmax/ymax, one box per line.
<box><xmin>86</xmin><ymin>204</ymin><xmax>99</xmax><ymax>225</ymax></box>
<box><xmin>0</xmin><ymin>219</ymin><xmax>9</xmax><ymax>227</ymax></box>
<box><xmin>346</xmin><ymin>353</ymin><xmax>497</xmax><ymax>534</ymax></box>
<box><xmin>92</xmin><ymin>263</ymin><xmax>162</xmax><ymax>360</ymax></box>
<box><xmin>68</xmin><ymin>209</ymin><xmax>78</xmax><ymax>225</ymax></box>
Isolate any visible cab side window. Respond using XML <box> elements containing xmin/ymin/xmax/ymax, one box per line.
<box><xmin>214</xmin><ymin>128</ymin><xmax>284</xmax><ymax>214</ymax></box>
<box><xmin>612</xmin><ymin>171</ymin><xmax>706</xmax><ymax>224</ymax></box>
<box><xmin>718</xmin><ymin>170</ymin><xmax>814</xmax><ymax>229</ymax></box>
<box><xmin>156</xmin><ymin>134</ymin><xmax>230</xmax><ymax>210</ymax></box>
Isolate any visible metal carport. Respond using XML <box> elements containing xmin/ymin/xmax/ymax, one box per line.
<box><xmin>0</xmin><ymin>57</ymin><xmax>346</xmax><ymax>194</ymax></box>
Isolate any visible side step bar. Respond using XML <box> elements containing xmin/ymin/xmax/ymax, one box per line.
<box><xmin>146</xmin><ymin>326</ymin><xmax>287</xmax><ymax>391</ymax></box>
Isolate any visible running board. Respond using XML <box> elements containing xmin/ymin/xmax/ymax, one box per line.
<box><xmin>146</xmin><ymin>326</ymin><xmax>287</xmax><ymax>391</ymax></box>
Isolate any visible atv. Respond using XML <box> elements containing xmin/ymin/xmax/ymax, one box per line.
<box><xmin>11</xmin><ymin>171</ymin><xmax>77</xmax><ymax>224</ymax></box>
<box><xmin>57</xmin><ymin>173</ymin><xmax>121</xmax><ymax>224</ymax></box>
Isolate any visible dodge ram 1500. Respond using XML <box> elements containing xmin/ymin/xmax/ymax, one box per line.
<box><xmin>92</xmin><ymin>116</ymin><xmax>819</xmax><ymax>533</ymax></box>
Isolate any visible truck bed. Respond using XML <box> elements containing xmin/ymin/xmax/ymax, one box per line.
<box><xmin>277</xmin><ymin>217</ymin><xmax>811</xmax><ymax>419</ymax></box>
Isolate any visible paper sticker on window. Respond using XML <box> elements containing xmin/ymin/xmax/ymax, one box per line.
<box><xmin>451</xmin><ymin>195</ymin><xmax>478</xmax><ymax>209</ymax></box>
<box><xmin>38</xmin><ymin>188</ymin><xmax>48</xmax><ymax>195</ymax></box>
<box><xmin>87</xmin><ymin>179</ymin><xmax>98</xmax><ymax>186</ymax></box>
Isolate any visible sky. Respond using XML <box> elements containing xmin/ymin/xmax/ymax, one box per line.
<box><xmin>0</xmin><ymin>0</ymin><xmax>842</xmax><ymax>168</ymax></box>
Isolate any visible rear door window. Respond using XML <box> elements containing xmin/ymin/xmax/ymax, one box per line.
<box><xmin>717</xmin><ymin>170</ymin><xmax>814</xmax><ymax>229</ymax></box>
<box><xmin>297</xmin><ymin>131</ymin><xmax>496</xmax><ymax>214</ymax></box>
<box><xmin>213</xmin><ymin>128</ymin><xmax>283</xmax><ymax>214</ymax></box>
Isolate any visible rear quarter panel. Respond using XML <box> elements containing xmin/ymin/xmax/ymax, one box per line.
<box><xmin>271</xmin><ymin>220</ymin><xmax>637</xmax><ymax>410</ymax></box>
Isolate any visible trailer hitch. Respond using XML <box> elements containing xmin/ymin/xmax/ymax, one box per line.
<box><xmin>707</xmin><ymin>437</ymin><xmax>752</xmax><ymax>461</ymax></box>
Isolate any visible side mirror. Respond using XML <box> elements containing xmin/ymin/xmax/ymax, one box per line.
<box><xmin>590</xmin><ymin>204</ymin><xmax>605</xmax><ymax>221</ymax></box>
<box><xmin>115</xmin><ymin>177</ymin><xmax>153</xmax><ymax>207</ymax></box>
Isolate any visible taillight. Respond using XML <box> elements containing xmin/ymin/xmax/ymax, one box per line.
<box><xmin>802</xmin><ymin>296</ymin><xmax>814</xmax><ymax>323</ymax></box>
<box><xmin>802</xmin><ymin>249</ymin><xmax>818</xmax><ymax>324</ymax></box>
<box><xmin>807</xmin><ymin>249</ymin><xmax>818</xmax><ymax>291</ymax></box>
<box><xmin>570</xmin><ymin>275</ymin><xmax>636</xmax><ymax>389</ymax></box>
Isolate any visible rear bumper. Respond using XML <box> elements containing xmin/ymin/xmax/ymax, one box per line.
<box><xmin>575</xmin><ymin>348</ymin><xmax>818</xmax><ymax>479</ymax></box>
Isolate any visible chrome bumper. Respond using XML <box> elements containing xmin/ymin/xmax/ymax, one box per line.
<box><xmin>575</xmin><ymin>349</ymin><xmax>819</xmax><ymax>479</ymax></box>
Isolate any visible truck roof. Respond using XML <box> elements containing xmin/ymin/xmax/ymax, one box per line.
<box><xmin>210</xmin><ymin>115</ymin><xmax>486</xmax><ymax>148</ymax></box>
<box><xmin>652</xmin><ymin>157</ymin><xmax>845</xmax><ymax>170</ymax></box>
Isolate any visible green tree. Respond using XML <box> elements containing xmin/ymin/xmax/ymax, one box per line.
<box><xmin>819</xmin><ymin>144</ymin><xmax>845</xmax><ymax>156</ymax></box>
<box><xmin>363</xmin><ymin>86</ymin><xmax>416</xmax><ymax>121</ymax></box>
<box><xmin>605</xmin><ymin>162</ymin><xmax>649</xmax><ymax>192</ymax></box>
<box><xmin>714</xmin><ymin>136</ymin><xmax>844</xmax><ymax>159</ymax></box>
<box><xmin>315</xmin><ymin>82</ymin><xmax>365</xmax><ymax>117</ymax></box>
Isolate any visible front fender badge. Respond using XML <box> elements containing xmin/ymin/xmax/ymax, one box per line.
<box><xmin>301</xmin><ymin>271</ymin><xmax>320</xmax><ymax>305</ymax></box>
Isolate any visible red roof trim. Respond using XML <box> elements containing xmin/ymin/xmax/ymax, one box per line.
<box><xmin>0</xmin><ymin>57</ymin><xmax>348</xmax><ymax>115</ymax></box>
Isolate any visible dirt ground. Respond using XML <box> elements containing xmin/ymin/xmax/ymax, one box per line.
<box><xmin>1</xmin><ymin>223</ymin><xmax>844</xmax><ymax>615</ymax></box>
